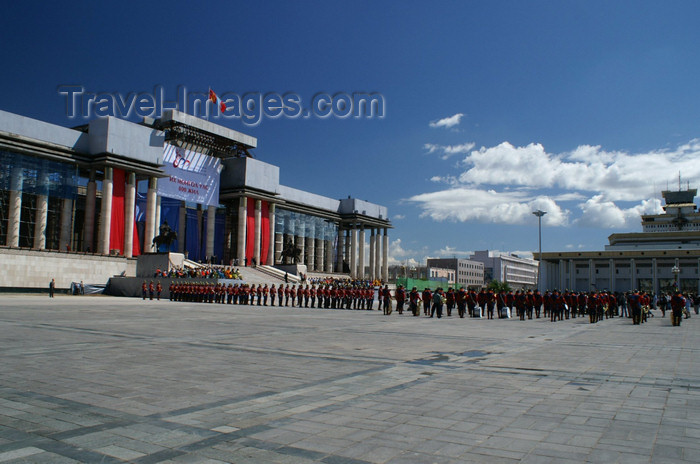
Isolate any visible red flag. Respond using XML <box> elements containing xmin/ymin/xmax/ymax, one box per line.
<box><xmin>209</xmin><ymin>89</ymin><xmax>226</xmax><ymax>113</ymax></box>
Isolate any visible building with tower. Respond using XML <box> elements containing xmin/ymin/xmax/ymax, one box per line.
<box><xmin>536</xmin><ymin>187</ymin><xmax>700</xmax><ymax>294</ymax></box>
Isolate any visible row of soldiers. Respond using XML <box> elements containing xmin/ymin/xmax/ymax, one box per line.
<box><xmin>168</xmin><ymin>282</ymin><xmax>378</xmax><ymax>309</ymax></box>
<box><xmin>390</xmin><ymin>286</ymin><xmax>673</xmax><ymax>325</ymax></box>
<box><xmin>164</xmin><ymin>281</ymin><xmax>687</xmax><ymax>327</ymax></box>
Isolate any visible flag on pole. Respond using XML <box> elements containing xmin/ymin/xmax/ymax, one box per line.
<box><xmin>209</xmin><ymin>89</ymin><xmax>226</xmax><ymax>113</ymax></box>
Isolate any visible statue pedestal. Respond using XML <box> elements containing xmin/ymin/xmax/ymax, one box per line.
<box><xmin>137</xmin><ymin>252</ymin><xmax>185</xmax><ymax>277</ymax></box>
<box><xmin>276</xmin><ymin>264</ymin><xmax>308</xmax><ymax>277</ymax></box>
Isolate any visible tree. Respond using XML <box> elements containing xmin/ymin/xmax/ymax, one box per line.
<box><xmin>487</xmin><ymin>280</ymin><xmax>511</xmax><ymax>293</ymax></box>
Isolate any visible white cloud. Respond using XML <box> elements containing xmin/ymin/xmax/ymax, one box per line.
<box><xmin>458</xmin><ymin>140</ymin><xmax>700</xmax><ymax>202</ymax></box>
<box><xmin>575</xmin><ymin>196</ymin><xmax>663</xmax><ymax>228</ymax></box>
<box><xmin>429</xmin><ymin>245</ymin><xmax>473</xmax><ymax>258</ymax></box>
<box><xmin>424</xmin><ymin>142</ymin><xmax>475</xmax><ymax>160</ymax></box>
<box><xmin>392</xmin><ymin>214</ymin><xmax>405</xmax><ymax>220</ymax></box>
<box><xmin>409</xmin><ymin>138</ymin><xmax>700</xmax><ymax>230</ymax></box>
<box><xmin>429</xmin><ymin>113</ymin><xmax>464</xmax><ymax>129</ymax></box>
<box><xmin>408</xmin><ymin>188</ymin><xmax>570</xmax><ymax>226</ymax></box>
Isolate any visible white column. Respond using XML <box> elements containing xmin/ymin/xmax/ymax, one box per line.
<box><xmin>83</xmin><ymin>170</ymin><xmax>96</xmax><ymax>251</ymax></box>
<box><xmin>237</xmin><ymin>196</ymin><xmax>247</xmax><ymax>265</ymax></box>
<box><xmin>569</xmin><ymin>259</ymin><xmax>575</xmax><ymax>291</ymax></box>
<box><xmin>382</xmin><ymin>228</ymin><xmax>389</xmax><ymax>283</ymax></box>
<box><xmin>559</xmin><ymin>259</ymin><xmax>565</xmax><ymax>290</ymax></box>
<box><xmin>296</xmin><ymin>221</ymin><xmax>305</xmax><ymax>265</ymax></box>
<box><xmin>124</xmin><ymin>172</ymin><xmax>136</xmax><ymax>258</ymax></box>
<box><xmin>178</xmin><ymin>201</ymin><xmax>186</xmax><ymax>253</ymax></box>
<box><xmin>267</xmin><ymin>203</ymin><xmax>275</xmax><ymax>265</ymax></box>
<box><xmin>369</xmin><ymin>229</ymin><xmax>375</xmax><ymax>281</ymax></box>
<box><xmin>609</xmin><ymin>258</ymin><xmax>615</xmax><ymax>292</ymax></box>
<box><xmin>306</xmin><ymin>221</ymin><xmax>315</xmax><ymax>271</ymax></box>
<box><xmin>253</xmin><ymin>200</ymin><xmax>261</xmax><ymax>265</ymax></box>
<box><xmin>325</xmin><ymin>237</ymin><xmax>333</xmax><ymax>273</ymax></box>
<box><xmin>144</xmin><ymin>177</ymin><xmax>157</xmax><ymax>252</ymax></box>
<box><xmin>58</xmin><ymin>198</ymin><xmax>73</xmax><ymax>251</ymax></box>
<box><xmin>6</xmin><ymin>166</ymin><xmax>23</xmax><ymax>247</ymax></box>
<box><xmin>375</xmin><ymin>229</ymin><xmax>381</xmax><ymax>280</ymax></box>
<box><xmin>350</xmin><ymin>227</ymin><xmax>357</xmax><ymax>279</ymax></box>
<box><xmin>155</xmin><ymin>195</ymin><xmax>161</xmax><ymax>237</ymax></box>
<box><xmin>33</xmin><ymin>170</ymin><xmax>49</xmax><ymax>250</ymax></box>
<box><xmin>98</xmin><ymin>167</ymin><xmax>113</xmax><ymax>255</ymax></box>
<box><xmin>207</xmin><ymin>204</ymin><xmax>216</xmax><ymax>261</ymax></box>
<box><xmin>315</xmin><ymin>237</ymin><xmax>324</xmax><ymax>271</ymax></box>
<box><xmin>358</xmin><ymin>225</ymin><xmax>365</xmax><ymax>279</ymax></box>
<box><xmin>336</xmin><ymin>227</ymin><xmax>344</xmax><ymax>272</ymax></box>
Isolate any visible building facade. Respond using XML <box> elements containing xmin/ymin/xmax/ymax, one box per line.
<box><xmin>0</xmin><ymin>109</ymin><xmax>391</xmax><ymax>288</ymax></box>
<box><xmin>537</xmin><ymin>188</ymin><xmax>700</xmax><ymax>294</ymax></box>
<box><xmin>426</xmin><ymin>258</ymin><xmax>484</xmax><ymax>288</ymax></box>
<box><xmin>469</xmin><ymin>250</ymin><xmax>539</xmax><ymax>290</ymax></box>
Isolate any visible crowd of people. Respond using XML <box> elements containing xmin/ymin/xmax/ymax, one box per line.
<box><xmin>153</xmin><ymin>266</ymin><xmax>243</xmax><ymax>280</ymax></box>
<box><xmin>380</xmin><ymin>286</ymin><xmax>695</xmax><ymax>326</ymax></box>
<box><xmin>149</xmin><ymin>276</ymin><xmax>695</xmax><ymax>327</ymax></box>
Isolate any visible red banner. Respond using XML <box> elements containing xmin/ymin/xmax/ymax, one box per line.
<box><xmin>260</xmin><ymin>201</ymin><xmax>269</xmax><ymax>265</ymax></box>
<box><xmin>245</xmin><ymin>197</ymin><xmax>255</xmax><ymax>264</ymax></box>
<box><xmin>110</xmin><ymin>169</ymin><xmax>125</xmax><ymax>254</ymax></box>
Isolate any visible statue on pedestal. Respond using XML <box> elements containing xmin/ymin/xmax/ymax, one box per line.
<box><xmin>152</xmin><ymin>221</ymin><xmax>177</xmax><ymax>252</ymax></box>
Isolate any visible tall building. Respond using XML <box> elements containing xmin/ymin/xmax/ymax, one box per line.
<box><xmin>469</xmin><ymin>250</ymin><xmax>539</xmax><ymax>290</ymax></box>
<box><xmin>537</xmin><ymin>187</ymin><xmax>700</xmax><ymax>294</ymax></box>
<box><xmin>0</xmin><ymin>109</ymin><xmax>391</xmax><ymax>290</ymax></box>
<box><xmin>426</xmin><ymin>258</ymin><xmax>484</xmax><ymax>288</ymax></box>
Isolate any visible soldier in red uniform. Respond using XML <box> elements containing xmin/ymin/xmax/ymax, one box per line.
<box><xmin>467</xmin><ymin>289</ymin><xmax>478</xmax><ymax>317</ymax></box>
<box><xmin>309</xmin><ymin>285</ymin><xmax>316</xmax><ymax>308</ymax></box>
<box><xmin>422</xmin><ymin>288</ymin><xmax>432</xmax><ymax>316</ymax></box>
<box><xmin>142</xmin><ymin>281</ymin><xmax>148</xmax><ymax>300</ymax></box>
<box><xmin>534</xmin><ymin>289</ymin><xmax>543</xmax><ymax>318</ymax></box>
<box><xmin>149</xmin><ymin>281</ymin><xmax>155</xmax><ymax>300</ymax></box>
<box><xmin>277</xmin><ymin>284</ymin><xmax>284</xmax><ymax>306</ymax></box>
<box><xmin>395</xmin><ymin>285</ymin><xmax>406</xmax><ymax>315</ymax></box>
<box><xmin>456</xmin><ymin>287</ymin><xmax>466</xmax><ymax>318</ymax></box>
<box><xmin>270</xmin><ymin>284</ymin><xmax>276</xmax><ymax>306</ymax></box>
<box><xmin>290</xmin><ymin>285</ymin><xmax>297</xmax><ymax>307</ymax></box>
<box><xmin>445</xmin><ymin>288</ymin><xmax>455</xmax><ymax>317</ymax></box>
<box><xmin>156</xmin><ymin>281</ymin><xmax>162</xmax><ymax>300</ymax></box>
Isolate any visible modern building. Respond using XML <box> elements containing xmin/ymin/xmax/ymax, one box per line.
<box><xmin>427</xmin><ymin>267</ymin><xmax>456</xmax><ymax>285</ymax></box>
<box><xmin>0</xmin><ymin>109</ymin><xmax>391</xmax><ymax>290</ymax></box>
<box><xmin>469</xmin><ymin>250</ymin><xmax>539</xmax><ymax>290</ymax></box>
<box><xmin>536</xmin><ymin>188</ymin><xmax>700</xmax><ymax>294</ymax></box>
<box><xmin>426</xmin><ymin>258</ymin><xmax>484</xmax><ymax>288</ymax></box>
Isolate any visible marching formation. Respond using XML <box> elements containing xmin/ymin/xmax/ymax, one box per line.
<box><xmin>165</xmin><ymin>282</ymin><xmax>378</xmax><ymax>309</ymax></box>
<box><xmin>147</xmin><ymin>279</ymin><xmax>693</xmax><ymax>327</ymax></box>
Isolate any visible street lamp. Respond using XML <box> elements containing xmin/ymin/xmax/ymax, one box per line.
<box><xmin>532</xmin><ymin>210</ymin><xmax>547</xmax><ymax>291</ymax></box>
<box><xmin>672</xmin><ymin>264</ymin><xmax>680</xmax><ymax>292</ymax></box>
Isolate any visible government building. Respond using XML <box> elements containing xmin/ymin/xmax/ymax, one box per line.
<box><xmin>0</xmin><ymin>109</ymin><xmax>391</xmax><ymax>290</ymax></box>
<box><xmin>537</xmin><ymin>188</ymin><xmax>700</xmax><ymax>294</ymax></box>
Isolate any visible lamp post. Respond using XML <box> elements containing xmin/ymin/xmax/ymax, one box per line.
<box><xmin>532</xmin><ymin>210</ymin><xmax>547</xmax><ymax>291</ymax></box>
<box><xmin>672</xmin><ymin>264</ymin><xmax>680</xmax><ymax>292</ymax></box>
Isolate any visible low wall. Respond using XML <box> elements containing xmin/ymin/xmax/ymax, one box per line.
<box><xmin>0</xmin><ymin>247</ymin><xmax>136</xmax><ymax>291</ymax></box>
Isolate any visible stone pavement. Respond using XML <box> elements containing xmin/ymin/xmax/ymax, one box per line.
<box><xmin>0</xmin><ymin>296</ymin><xmax>698</xmax><ymax>463</ymax></box>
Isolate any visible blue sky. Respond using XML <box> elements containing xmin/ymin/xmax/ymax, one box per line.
<box><xmin>2</xmin><ymin>1</ymin><xmax>700</xmax><ymax>266</ymax></box>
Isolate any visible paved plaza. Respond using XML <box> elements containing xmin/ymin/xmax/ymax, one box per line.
<box><xmin>0</xmin><ymin>295</ymin><xmax>698</xmax><ymax>463</ymax></box>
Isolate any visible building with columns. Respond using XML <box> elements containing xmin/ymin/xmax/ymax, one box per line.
<box><xmin>536</xmin><ymin>188</ymin><xmax>700</xmax><ymax>294</ymax></box>
<box><xmin>0</xmin><ymin>109</ymin><xmax>391</xmax><ymax>289</ymax></box>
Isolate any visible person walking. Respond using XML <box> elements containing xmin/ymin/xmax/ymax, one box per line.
<box><xmin>49</xmin><ymin>278</ymin><xmax>55</xmax><ymax>298</ymax></box>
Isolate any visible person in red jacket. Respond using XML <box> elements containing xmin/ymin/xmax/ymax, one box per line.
<box><xmin>422</xmin><ymin>288</ymin><xmax>432</xmax><ymax>316</ymax></box>
<box><xmin>395</xmin><ymin>285</ymin><xmax>406</xmax><ymax>314</ymax></box>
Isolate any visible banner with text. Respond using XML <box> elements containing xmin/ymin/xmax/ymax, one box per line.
<box><xmin>158</xmin><ymin>144</ymin><xmax>222</xmax><ymax>206</ymax></box>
